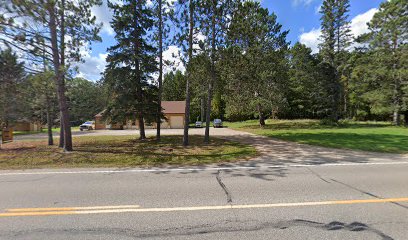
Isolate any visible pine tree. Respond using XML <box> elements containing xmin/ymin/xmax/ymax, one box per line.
<box><xmin>154</xmin><ymin>0</ymin><xmax>172</xmax><ymax>141</ymax></box>
<box><xmin>197</xmin><ymin>0</ymin><xmax>235</xmax><ymax>143</ymax></box>
<box><xmin>225</xmin><ymin>1</ymin><xmax>289</xmax><ymax>126</ymax></box>
<box><xmin>362</xmin><ymin>0</ymin><xmax>408</xmax><ymax>125</ymax></box>
<box><xmin>105</xmin><ymin>0</ymin><xmax>159</xmax><ymax>140</ymax></box>
<box><xmin>319</xmin><ymin>0</ymin><xmax>352</xmax><ymax>121</ymax></box>
<box><xmin>0</xmin><ymin>0</ymin><xmax>102</xmax><ymax>151</ymax></box>
<box><xmin>0</xmin><ymin>49</ymin><xmax>25</xmax><ymax>128</ymax></box>
<box><xmin>171</xmin><ymin>0</ymin><xmax>198</xmax><ymax>146</ymax></box>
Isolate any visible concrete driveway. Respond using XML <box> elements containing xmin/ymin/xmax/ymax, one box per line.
<box><xmin>14</xmin><ymin>127</ymin><xmax>408</xmax><ymax>167</ymax></box>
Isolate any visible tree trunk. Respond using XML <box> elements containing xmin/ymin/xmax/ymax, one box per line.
<box><xmin>48</xmin><ymin>2</ymin><xmax>72</xmax><ymax>151</ymax></box>
<box><xmin>258</xmin><ymin>104</ymin><xmax>265</xmax><ymax>127</ymax></box>
<box><xmin>330</xmin><ymin>71</ymin><xmax>340</xmax><ymax>122</ymax></box>
<box><xmin>201</xmin><ymin>96</ymin><xmax>205</xmax><ymax>122</ymax></box>
<box><xmin>183</xmin><ymin>0</ymin><xmax>194</xmax><ymax>146</ymax></box>
<box><xmin>156</xmin><ymin>0</ymin><xmax>163</xmax><ymax>141</ymax></box>
<box><xmin>204</xmin><ymin>0</ymin><xmax>216</xmax><ymax>144</ymax></box>
<box><xmin>59</xmin><ymin>116</ymin><xmax>64</xmax><ymax>148</ymax></box>
<box><xmin>393</xmin><ymin>110</ymin><xmax>400</xmax><ymax>126</ymax></box>
<box><xmin>404</xmin><ymin>111</ymin><xmax>408</xmax><ymax>127</ymax></box>
<box><xmin>138</xmin><ymin>114</ymin><xmax>146</xmax><ymax>140</ymax></box>
<box><xmin>46</xmin><ymin>95</ymin><xmax>54</xmax><ymax>146</ymax></box>
<box><xmin>135</xmin><ymin>0</ymin><xmax>146</xmax><ymax>140</ymax></box>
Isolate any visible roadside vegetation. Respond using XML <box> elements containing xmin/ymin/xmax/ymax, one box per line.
<box><xmin>228</xmin><ymin>120</ymin><xmax>408</xmax><ymax>154</ymax></box>
<box><xmin>0</xmin><ymin>136</ymin><xmax>256</xmax><ymax>170</ymax></box>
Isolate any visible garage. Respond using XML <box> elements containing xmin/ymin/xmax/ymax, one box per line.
<box><xmin>95</xmin><ymin>101</ymin><xmax>186</xmax><ymax>130</ymax></box>
<box><xmin>170</xmin><ymin>116</ymin><xmax>184</xmax><ymax>129</ymax></box>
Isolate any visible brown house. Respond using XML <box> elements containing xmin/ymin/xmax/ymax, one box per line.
<box><xmin>13</xmin><ymin>120</ymin><xmax>42</xmax><ymax>132</ymax></box>
<box><xmin>95</xmin><ymin>101</ymin><xmax>186</xmax><ymax>130</ymax></box>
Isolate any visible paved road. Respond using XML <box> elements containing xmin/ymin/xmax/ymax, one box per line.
<box><xmin>5</xmin><ymin>128</ymin><xmax>408</xmax><ymax>239</ymax></box>
<box><xmin>0</xmin><ymin>162</ymin><xmax>407</xmax><ymax>239</ymax></box>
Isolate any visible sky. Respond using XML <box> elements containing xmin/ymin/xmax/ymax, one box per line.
<box><xmin>78</xmin><ymin>0</ymin><xmax>386</xmax><ymax>81</ymax></box>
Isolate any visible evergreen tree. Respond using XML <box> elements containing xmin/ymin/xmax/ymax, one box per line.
<box><xmin>162</xmin><ymin>71</ymin><xmax>187</xmax><ymax>101</ymax></box>
<box><xmin>105</xmin><ymin>0</ymin><xmax>159</xmax><ymax>140</ymax></box>
<box><xmin>1</xmin><ymin>0</ymin><xmax>102</xmax><ymax>151</ymax></box>
<box><xmin>0</xmin><ymin>49</ymin><xmax>26</xmax><ymax>128</ymax></box>
<box><xmin>287</xmin><ymin>43</ymin><xmax>331</xmax><ymax>119</ymax></box>
<box><xmin>364</xmin><ymin>0</ymin><xmax>407</xmax><ymax>125</ymax></box>
<box><xmin>319</xmin><ymin>0</ymin><xmax>352</xmax><ymax>121</ymax></box>
<box><xmin>225</xmin><ymin>1</ymin><xmax>289</xmax><ymax>126</ymax></box>
<box><xmin>27</xmin><ymin>71</ymin><xmax>57</xmax><ymax>145</ymax></box>
<box><xmin>171</xmin><ymin>0</ymin><xmax>197</xmax><ymax>146</ymax></box>
<box><xmin>197</xmin><ymin>0</ymin><xmax>235</xmax><ymax>143</ymax></box>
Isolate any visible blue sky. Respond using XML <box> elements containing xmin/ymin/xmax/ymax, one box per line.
<box><xmin>79</xmin><ymin>0</ymin><xmax>386</xmax><ymax>81</ymax></box>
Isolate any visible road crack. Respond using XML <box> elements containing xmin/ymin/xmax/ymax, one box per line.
<box><xmin>216</xmin><ymin>170</ymin><xmax>232</xmax><ymax>204</ymax></box>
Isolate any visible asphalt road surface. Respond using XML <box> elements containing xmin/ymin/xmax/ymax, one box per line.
<box><xmin>0</xmin><ymin>161</ymin><xmax>407</xmax><ymax>240</ymax></box>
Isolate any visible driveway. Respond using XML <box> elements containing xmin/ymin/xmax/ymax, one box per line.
<box><xmin>14</xmin><ymin>128</ymin><xmax>408</xmax><ymax>167</ymax></box>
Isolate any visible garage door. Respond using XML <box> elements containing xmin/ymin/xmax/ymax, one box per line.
<box><xmin>170</xmin><ymin>116</ymin><xmax>184</xmax><ymax>129</ymax></box>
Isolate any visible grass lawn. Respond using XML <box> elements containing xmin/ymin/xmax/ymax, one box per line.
<box><xmin>1</xmin><ymin>127</ymin><xmax>81</xmax><ymax>137</ymax></box>
<box><xmin>0</xmin><ymin>135</ymin><xmax>257</xmax><ymax>170</ymax></box>
<box><xmin>227</xmin><ymin>119</ymin><xmax>408</xmax><ymax>153</ymax></box>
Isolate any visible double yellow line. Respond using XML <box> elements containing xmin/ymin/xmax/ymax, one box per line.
<box><xmin>1</xmin><ymin>205</ymin><xmax>141</xmax><ymax>217</ymax></box>
<box><xmin>1</xmin><ymin>197</ymin><xmax>408</xmax><ymax>218</ymax></box>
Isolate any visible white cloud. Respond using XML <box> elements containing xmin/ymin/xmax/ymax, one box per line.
<box><xmin>299</xmin><ymin>8</ymin><xmax>378</xmax><ymax>53</ymax></box>
<box><xmin>350</xmin><ymin>8</ymin><xmax>377</xmax><ymax>37</ymax></box>
<box><xmin>299</xmin><ymin>28</ymin><xmax>321</xmax><ymax>53</ymax></box>
<box><xmin>75</xmin><ymin>53</ymin><xmax>107</xmax><ymax>81</ymax></box>
<box><xmin>292</xmin><ymin>0</ymin><xmax>316</xmax><ymax>7</ymax></box>
<box><xmin>91</xmin><ymin>0</ymin><xmax>116</xmax><ymax>36</ymax></box>
<box><xmin>163</xmin><ymin>45</ymin><xmax>185</xmax><ymax>74</ymax></box>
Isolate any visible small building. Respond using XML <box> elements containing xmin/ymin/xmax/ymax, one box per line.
<box><xmin>13</xmin><ymin>119</ymin><xmax>42</xmax><ymax>132</ymax></box>
<box><xmin>95</xmin><ymin>101</ymin><xmax>186</xmax><ymax>130</ymax></box>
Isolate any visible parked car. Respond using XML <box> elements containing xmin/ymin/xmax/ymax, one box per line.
<box><xmin>213</xmin><ymin>119</ymin><xmax>223</xmax><ymax>128</ymax></box>
<box><xmin>195</xmin><ymin>121</ymin><xmax>203</xmax><ymax>128</ymax></box>
<box><xmin>79</xmin><ymin>121</ymin><xmax>95</xmax><ymax>131</ymax></box>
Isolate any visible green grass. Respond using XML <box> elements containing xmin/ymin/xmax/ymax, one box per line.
<box><xmin>0</xmin><ymin>135</ymin><xmax>257</xmax><ymax>170</ymax></box>
<box><xmin>227</xmin><ymin>119</ymin><xmax>408</xmax><ymax>153</ymax></box>
<box><xmin>1</xmin><ymin>127</ymin><xmax>80</xmax><ymax>137</ymax></box>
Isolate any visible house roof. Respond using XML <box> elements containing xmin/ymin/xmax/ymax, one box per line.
<box><xmin>95</xmin><ymin>110</ymin><xmax>106</xmax><ymax>117</ymax></box>
<box><xmin>162</xmin><ymin>101</ymin><xmax>186</xmax><ymax>114</ymax></box>
<box><xmin>95</xmin><ymin>101</ymin><xmax>186</xmax><ymax>117</ymax></box>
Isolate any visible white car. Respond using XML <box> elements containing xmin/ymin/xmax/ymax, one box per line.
<box><xmin>195</xmin><ymin>121</ymin><xmax>203</xmax><ymax>128</ymax></box>
<box><xmin>213</xmin><ymin>119</ymin><xmax>223</xmax><ymax>128</ymax></box>
<box><xmin>79</xmin><ymin>121</ymin><xmax>95</xmax><ymax>131</ymax></box>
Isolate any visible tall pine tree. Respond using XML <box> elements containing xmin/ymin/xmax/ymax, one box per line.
<box><xmin>105</xmin><ymin>0</ymin><xmax>159</xmax><ymax>140</ymax></box>
<box><xmin>319</xmin><ymin>0</ymin><xmax>352</xmax><ymax>121</ymax></box>
<box><xmin>360</xmin><ymin>0</ymin><xmax>408</xmax><ymax>125</ymax></box>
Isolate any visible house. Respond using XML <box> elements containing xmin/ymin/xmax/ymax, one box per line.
<box><xmin>13</xmin><ymin>119</ymin><xmax>42</xmax><ymax>132</ymax></box>
<box><xmin>95</xmin><ymin>101</ymin><xmax>186</xmax><ymax>130</ymax></box>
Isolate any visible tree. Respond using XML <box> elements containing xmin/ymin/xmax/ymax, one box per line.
<box><xmin>154</xmin><ymin>0</ymin><xmax>172</xmax><ymax>141</ymax></box>
<box><xmin>171</xmin><ymin>0</ymin><xmax>198</xmax><ymax>146</ymax></box>
<box><xmin>1</xmin><ymin>0</ymin><xmax>103</xmax><ymax>151</ymax></box>
<box><xmin>225</xmin><ymin>1</ymin><xmax>289</xmax><ymax>126</ymax></box>
<box><xmin>0</xmin><ymin>49</ymin><xmax>25</xmax><ymax>128</ymax></box>
<box><xmin>197</xmin><ymin>0</ymin><xmax>235</xmax><ymax>143</ymax></box>
<box><xmin>319</xmin><ymin>0</ymin><xmax>352</xmax><ymax>121</ymax></box>
<box><xmin>363</xmin><ymin>0</ymin><xmax>408</xmax><ymax>125</ymax></box>
<box><xmin>67</xmin><ymin>78</ymin><xmax>107</xmax><ymax>123</ymax></box>
<box><xmin>163</xmin><ymin>71</ymin><xmax>187</xmax><ymax>101</ymax></box>
<box><xmin>105</xmin><ymin>0</ymin><xmax>159</xmax><ymax>140</ymax></box>
<box><xmin>287</xmin><ymin>43</ymin><xmax>332</xmax><ymax>119</ymax></box>
<box><xmin>27</xmin><ymin>71</ymin><xmax>57</xmax><ymax>145</ymax></box>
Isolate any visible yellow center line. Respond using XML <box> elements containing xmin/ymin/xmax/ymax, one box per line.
<box><xmin>0</xmin><ymin>198</ymin><xmax>407</xmax><ymax>218</ymax></box>
<box><xmin>7</xmin><ymin>205</ymin><xmax>141</xmax><ymax>212</ymax></box>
